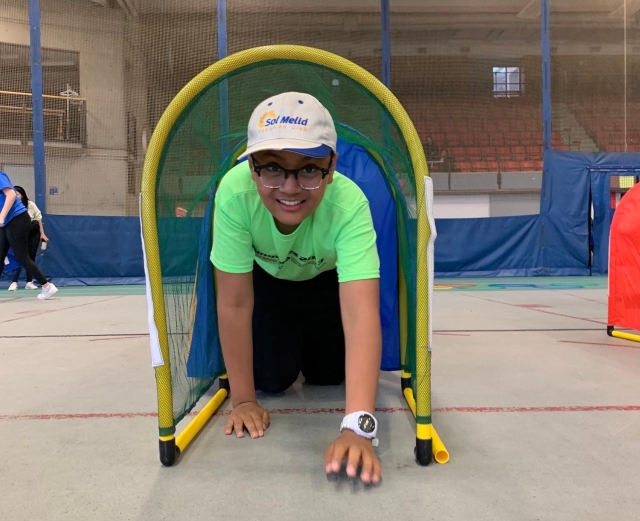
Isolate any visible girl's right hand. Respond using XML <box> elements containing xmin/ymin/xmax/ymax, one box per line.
<box><xmin>225</xmin><ymin>401</ymin><xmax>270</xmax><ymax>439</ymax></box>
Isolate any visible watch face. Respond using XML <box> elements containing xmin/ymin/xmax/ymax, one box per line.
<box><xmin>358</xmin><ymin>414</ymin><xmax>376</xmax><ymax>434</ymax></box>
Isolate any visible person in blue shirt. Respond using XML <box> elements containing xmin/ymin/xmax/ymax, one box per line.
<box><xmin>8</xmin><ymin>186</ymin><xmax>48</xmax><ymax>291</ymax></box>
<box><xmin>0</xmin><ymin>171</ymin><xmax>57</xmax><ymax>299</ymax></box>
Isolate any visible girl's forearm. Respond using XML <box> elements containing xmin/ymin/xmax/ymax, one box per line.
<box><xmin>344</xmin><ymin>311</ymin><xmax>381</xmax><ymax>414</ymax></box>
<box><xmin>217</xmin><ymin>304</ymin><xmax>257</xmax><ymax>407</ymax></box>
<box><xmin>340</xmin><ymin>280</ymin><xmax>382</xmax><ymax>414</ymax></box>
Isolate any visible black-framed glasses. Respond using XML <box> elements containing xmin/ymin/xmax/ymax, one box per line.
<box><xmin>251</xmin><ymin>154</ymin><xmax>333</xmax><ymax>190</ymax></box>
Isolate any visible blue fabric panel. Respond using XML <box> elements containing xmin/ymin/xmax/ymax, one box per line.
<box><xmin>590</xmin><ymin>168</ymin><xmax>640</xmax><ymax>275</ymax></box>
<box><xmin>541</xmin><ymin>151</ymin><xmax>640</xmax><ymax>275</ymax></box>
<box><xmin>540</xmin><ymin>151</ymin><xmax>591</xmax><ymax>274</ymax></box>
<box><xmin>590</xmin><ymin>170</ymin><xmax>613</xmax><ymax>275</ymax></box>
<box><xmin>30</xmin><ymin>215</ymin><xmax>200</xmax><ymax>284</ymax></box>
<box><xmin>434</xmin><ymin>215</ymin><xmax>542</xmax><ymax>277</ymax></box>
<box><xmin>39</xmin><ymin>215</ymin><xmax>144</xmax><ymax>280</ymax></box>
<box><xmin>336</xmin><ymin>139</ymin><xmax>400</xmax><ymax>371</ymax></box>
<box><xmin>187</xmin><ymin>189</ymin><xmax>225</xmax><ymax>379</ymax></box>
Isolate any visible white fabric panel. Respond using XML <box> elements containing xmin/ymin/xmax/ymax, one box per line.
<box><xmin>140</xmin><ymin>194</ymin><xmax>164</xmax><ymax>367</ymax></box>
<box><xmin>424</xmin><ymin>177</ymin><xmax>437</xmax><ymax>352</ymax></box>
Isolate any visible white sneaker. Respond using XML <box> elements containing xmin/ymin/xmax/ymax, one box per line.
<box><xmin>8</xmin><ymin>282</ymin><xmax>17</xmax><ymax>291</ymax></box>
<box><xmin>25</xmin><ymin>281</ymin><xmax>38</xmax><ymax>290</ymax></box>
<box><xmin>37</xmin><ymin>283</ymin><xmax>58</xmax><ymax>300</ymax></box>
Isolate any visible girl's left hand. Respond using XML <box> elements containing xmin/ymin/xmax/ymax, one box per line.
<box><xmin>325</xmin><ymin>429</ymin><xmax>381</xmax><ymax>484</ymax></box>
<box><xmin>41</xmin><ymin>234</ymin><xmax>49</xmax><ymax>242</ymax></box>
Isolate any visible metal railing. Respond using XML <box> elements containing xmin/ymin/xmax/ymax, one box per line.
<box><xmin>0</xmin><ymin>90</ymin><xmax>87</xmax><ymax>146</ymax></box>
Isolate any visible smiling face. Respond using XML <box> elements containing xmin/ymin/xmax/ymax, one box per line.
<box><xmin>249</xmin><ymin>149</ymin><xmax>336</xmax><ymax>234</ymax></box>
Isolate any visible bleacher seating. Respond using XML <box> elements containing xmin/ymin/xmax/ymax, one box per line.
<box><xmin>570</xmin><ymin>100</ymin><xmax>640</xmax><ymax>152</ymax></box>
<box><xmin>403</xmin><ymin>96</ymin><xmax>551</xmax><ymax>172</ymax></box>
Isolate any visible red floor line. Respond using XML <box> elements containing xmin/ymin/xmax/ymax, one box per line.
<box><xmin>2</xmin><ymin>405</ymin><xmax>640</xmax><ymax>422</ymax></box>
<box><xmin>0</xmin><ymin>295</ymin><xmax>127</xmax><ymax>324</ymax></box>
<box><xmin>463</xmin><ymin>293</ymin><xmax>607</xmax><ymax>325</ymax></box>
<box><xmin>558</xmin><ymin>340</ymin><xmax>640</xmax><ymax>349</ymax></box>
<box><xmin>0</xmin><ymin>297</ymin><xmax>22</xmax><ymax>304</ymax></box>
<box><xmin>436</xmin><ymin>405</ymin><xmax>640</xmax><ymax>413</ymax></box>
<box><xmin>562</xmin><ymin>292</ymin><xmax>608</xmax><ymax>305</ymax></box>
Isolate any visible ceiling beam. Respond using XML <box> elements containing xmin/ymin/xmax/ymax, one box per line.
<box><xmin>609</xmin><ymin>0</ymin><xmax>640</xmax><ymax>18</ymax></box>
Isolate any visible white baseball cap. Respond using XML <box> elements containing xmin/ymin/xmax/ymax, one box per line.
<box><xmin>239</xmin><ymin>92</ymin><xmax>337</xmax><ymax>159</ymax></box>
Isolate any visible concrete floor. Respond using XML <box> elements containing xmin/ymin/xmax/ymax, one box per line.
<box><xmin>1</xmin><ymin>278</ymin><xmax>639</xmax><ymax>521</ymax></box>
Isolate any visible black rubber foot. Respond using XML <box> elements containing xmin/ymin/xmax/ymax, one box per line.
<box><xmin>607</xmin><ymin>325</ymin><xmax>614</xmax><ymax>337</ymax></box>
<box><xmin>401</xmin><ymin>376</ymin><xmax>411</xmax><ymax>391</ymax></box>
<box><xmin>415</xmin><ymin>438</ymin><xmax>433</xmax><ymax>466</ymax></box>
<box><xmin>219</xmin><ymin>377</ymin><xmax>230</xmax><ymax>392</ymax></box>
<box><xmin>159</xmin><ymin>438</ymin><xmax>179</xmax><ymax>467</ymax></box>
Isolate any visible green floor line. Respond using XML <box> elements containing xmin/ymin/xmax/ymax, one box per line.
<box><xmin>0</xmin><ymin>276</ymin><xmax>608</xmax><ymax>299</ymax></box>
<box><xmin>0</xmin><ymin>285</ymin><xmax>146</xmax><ymax>298</ymax></box>
<box><xmin>434</xmin><ymin>276</ymin><xmax>608</xmax><ymax>291</ymax></box>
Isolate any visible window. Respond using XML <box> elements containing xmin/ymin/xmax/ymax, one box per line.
<box><xmin>493</xmin><ymin>67</ymin><xmax>524</xmax><ymax>98</ymax></box>
<box><xmin>0</xmin><ymin>43</ymin><xmax>83</xmax><ymax>144</ymax></box>
<box><xmin>0</xmin><ymin>43</ymin><xmax>79</xmax><ymax>95</ymax></box>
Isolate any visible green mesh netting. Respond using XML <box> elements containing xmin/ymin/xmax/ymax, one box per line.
<box><xmin>154</xmin><ymin>59</ymin><xmax>420</xmax><ymax>428</ymax></box>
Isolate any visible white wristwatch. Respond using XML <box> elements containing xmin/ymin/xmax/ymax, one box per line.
<box><xmin>340</xmin><ymin>411</ymin><xmax>379</xmax><ymax>447</ymax></box>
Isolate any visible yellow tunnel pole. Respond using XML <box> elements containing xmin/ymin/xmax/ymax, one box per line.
<box><xmin>141</xmin><ymin>119</ymin><xmax>177</xmax><ymax>466</ymax></box>
<box><xmin>409</xmin><ymin>123</ymin><xmax>434</xmax><ymax>466</ymax></box>
<box><xmin>176</xmin><ymin>381</ymin><xmax>229</xmax><ymax>453</ymax></box>
<box><xmin>403</xmin><ymin>387</ymin><xmax>449</xmax><ymax>464</ymax></box>
<box><xmin>611</xmin><ymin>330</ymin><xmax>640</xmax><ymax>343</ymax></box>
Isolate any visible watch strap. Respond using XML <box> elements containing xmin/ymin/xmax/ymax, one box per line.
<box><xmin>340</xmin><ymin>411</ymin><xmax>378</xmax><ymax>440</ymax></box>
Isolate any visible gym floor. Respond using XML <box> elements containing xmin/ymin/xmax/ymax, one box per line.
<box><xmin>1</xmin><ymin>277</ymin><xmax>639</xmax><ymax>521</ymax></box>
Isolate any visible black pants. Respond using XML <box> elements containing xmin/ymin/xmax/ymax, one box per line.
<box><xmin>0</xmin><ymin>213</ymin><xmax>48</xmax><ymax>286</ymax></box>
<box><xmin>12</xmin><ymin>220</ymin><xmax>40</xmax><ymax>283</ymax></box>
<box><xmin>252</xmin><ymin>263</ymin><xmax>346</xmax><ymax>393</ymax></box>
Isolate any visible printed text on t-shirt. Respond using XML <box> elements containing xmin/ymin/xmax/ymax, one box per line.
<box><xmin>254</xmin><ymin>247</ymin><xmax>326</xmax><ymax>270</ymax></box>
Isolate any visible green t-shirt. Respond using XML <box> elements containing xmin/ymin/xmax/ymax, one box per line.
<box><xmin>210</xmin><ymin>162</ymin><xmax>380</xmax><ymax>282</ymax></box>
